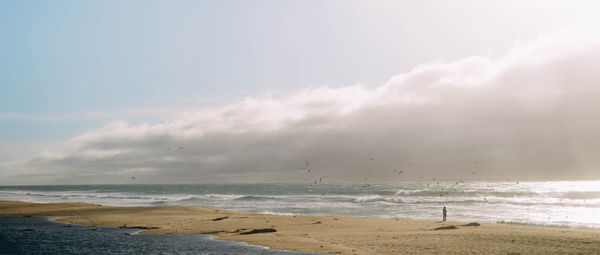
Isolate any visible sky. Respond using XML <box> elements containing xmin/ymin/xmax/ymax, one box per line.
<box><xmin>2</xmin><ymin>0</ymin><xmax>600</xmax><ymax>184</ymax></box>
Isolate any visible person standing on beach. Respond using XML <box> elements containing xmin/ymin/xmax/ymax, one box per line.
<box><xmin>443</xmin><ymin>206</ymin><xmax>447</xmax><ymax>222</ymax></box>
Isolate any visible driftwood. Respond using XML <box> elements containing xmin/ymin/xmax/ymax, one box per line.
<box><xmin>239</xmin><ymin>228</ymin><xmax>277</xmax><ymax>235</ymax></box>
<box><xmin>433</xmin><ymin>225</ymin><xmax>458</xmax><ymax>230</ymax></box>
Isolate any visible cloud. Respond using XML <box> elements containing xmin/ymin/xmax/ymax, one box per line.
<box><xmin>4</xmin><ymin>21</ymin><xmax>600</xmax><ymax>184</ymax></box>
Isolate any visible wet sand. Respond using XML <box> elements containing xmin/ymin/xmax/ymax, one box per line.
<box><xmin>2</xmin><ymin>201</ymin><xmax>600</xmax><ymax>254</ymax></box>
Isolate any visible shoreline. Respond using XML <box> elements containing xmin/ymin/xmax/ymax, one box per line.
<box><xmin>2</xmin><ymin>201</ymin><xmax>600</xmax><ymax>254</ymax></box>
<box><xmin>1</xmin><ymin>215</ymin><xmax>312</xmax><ymax>255</ymax></box>
<box><xmin>38</xmin><ymin>215</ymin><xmax>306</xmax><ymax>252</ymax></box>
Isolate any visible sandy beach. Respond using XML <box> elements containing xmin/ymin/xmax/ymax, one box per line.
<box><xmin>2</xmin><ymin>201</ymin><xmax>600</xmax><ymax>254</ymax></box>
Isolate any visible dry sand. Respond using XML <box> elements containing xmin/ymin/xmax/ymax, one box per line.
<box><xmin>2</xmin><ymin>201</ymin><xmax>600</xmax><ymax>254</ymax></box>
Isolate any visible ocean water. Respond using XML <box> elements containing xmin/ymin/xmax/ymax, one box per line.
<box><xmin>1</xmin><ymin>181</ymin><xmax>600</xmax><ymax>229</ymax></box>
<box><xmin>0</xmin><ymin>216</ymin><xmax>318</xmax><ymax>255</ymax></box>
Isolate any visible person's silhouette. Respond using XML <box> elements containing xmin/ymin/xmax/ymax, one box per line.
<box><xmin>443</xmin><ymin>206</ymin><xmax>447</xmax><ymax>222</ymax></box>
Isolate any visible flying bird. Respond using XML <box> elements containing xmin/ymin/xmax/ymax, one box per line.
<box><xmin>130</xmin><ymin>177</ymin><xmax>135</xmax><ymax>179</ymax></box>
<box><xmin>177</xmin><ymin>146</ymin><xmax>183</xmax><ymax>151</ymax></box>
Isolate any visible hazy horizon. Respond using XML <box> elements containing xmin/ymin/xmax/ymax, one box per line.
<box><xmin>3</xmin><ymin>1</ymin><xmax>600</xmax><ymax>185</ymax></box>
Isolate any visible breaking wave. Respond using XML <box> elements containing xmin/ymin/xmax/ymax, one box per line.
<box><xmin>3</xmin><ymin>181</ymin><xmax>600</xmax><ymax>229</ymax></box>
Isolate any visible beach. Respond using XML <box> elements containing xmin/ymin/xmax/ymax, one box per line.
<box><xmin>2</xmin><ymin>201</ymin><xmax>600</xmax><ymax>254</ymax></box>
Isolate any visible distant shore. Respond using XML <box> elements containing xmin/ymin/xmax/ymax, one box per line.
<box><xmin>2</xmin><ymin>201</ymin><xmax>600</xmax><ymax>254</ymax></box>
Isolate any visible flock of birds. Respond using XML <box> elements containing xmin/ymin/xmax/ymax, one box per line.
<box><xmin>303</xmin><ymin>156</ymin><xmax>413</xmax><ymax>188</ymax></box>
<box><xmin>303</xmin><ymin>157</ymin><xmax>521</xmax><ymax>201</ymax></box>
<box><xmin>129</xmin><ymin>147</ymin><xmax>521</xmax><ymax>198</ymax></box>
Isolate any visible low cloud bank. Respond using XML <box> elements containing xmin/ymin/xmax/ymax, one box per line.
<box><xmin>5</xmin><ymin>22</ymin><xmax>600</xmax><ymax>184</ymax></box>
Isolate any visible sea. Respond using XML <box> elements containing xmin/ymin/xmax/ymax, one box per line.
<box><xmin>2</xmin><ymin>181</ymin><xmax>600</xmax><ymax>254</ymax></box>
<box><xmin>1</xmin><ymin>181</ymin><xmax>599</xmax><ymax>229</ymax></box>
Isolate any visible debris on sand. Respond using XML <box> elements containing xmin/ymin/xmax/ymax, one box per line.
<box><xmin>239</xmin><ymin>228</ymin><xmax>277</xmax><ymax>235</ymax></box>
<box><xmin>119</xmin><ymin>224</ymin><xmax>159</xmax><ymax>230</ymax></box>
<box><xmin>433</xmin><ymin>225</ymin><xmax>458</xmax><ymax>230</ymax></box>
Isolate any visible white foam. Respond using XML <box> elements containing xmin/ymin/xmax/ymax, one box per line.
<box><xmin>260</xmin><ymin>210</ymin><xmax>295</xmax><ymax>216</ymax></box>
<box><xmin>3</xmin><ymin>181</ymin><xmax>600</xmax><ymax>229</ymax></box>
